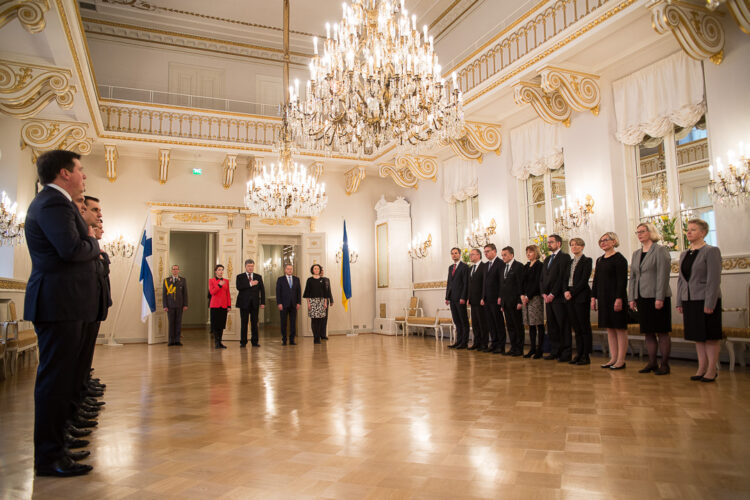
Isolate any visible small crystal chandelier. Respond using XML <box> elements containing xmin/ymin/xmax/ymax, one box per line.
<box><xmin>1</xmin><ymin>191</ymin><xmax>24</xmax><ymax>246</ymax></box>
<box><xmin>288</xmin><ymin>0</ymin><xmax>464</xmax><ymax>156</ymax></box>
<box><xmin>553</xmin><ymin>195</ymin><xmax>595</xmax><ymax>233</ymax></box>
<box><xmin>465</xmin><ymin>218</ymin><xmax>496</xmax><ymax>248</ymax></box>
<box><xmin>407</xmin><ymin>233</ymin><xmax>431</xmax><ymax>259</ymax></box>
<box><xmin>708</xmin><ymin>143</ymin><xmax>750</xmax><ymax>206</ymax></box>
<box><xmin>101</xmin><ymin>235</ymin><xmax>136</xmax><ymax>259</ymax></box>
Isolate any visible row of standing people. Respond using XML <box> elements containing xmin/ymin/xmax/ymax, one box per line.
<box><xmin>24</xmin><ymin>150</ymin><xmax>111</xmax><ymax>477</ymax></box>
<box><xmin>204</xmin><ymin>262</ymin><xmax>334</xmax><ymax>347</ymax></box>
<box><xmin>444</xmin><ymin>219</ymin><xmax>722</xmax><ymax>380</ymax></box>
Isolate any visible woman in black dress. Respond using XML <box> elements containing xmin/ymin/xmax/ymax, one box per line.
<box><xmin>520</xmin><ymin>245</ymin><xmax>544</xmax><ymax>358</ymax></box>
<box><xmin>677</xmin><ymin>219</ymin><xmax>722</xmax><ymax>382</ymax></box>
<box><xmin>628</xmin><ymin>222</ymin><xmax>672</xmax><ymax>375</ymax></box>
<box><xmin>591</xmin><ymin>232</ymin><xmax>629</xmax><ymax>370</ymax></box>
<box><xmin>303</xmin><ymin>264</ymin><xmax>330</xmax><ymax>344</ymax></box>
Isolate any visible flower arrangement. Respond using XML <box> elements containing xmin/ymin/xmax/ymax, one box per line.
<box><xmin>654</xmin><ymin>214</ymin><xmax>678</xmax><ymax>251</ymax></box>
<box><xmin>532</xmin><ymin>233</ymin><xmax>551</xmax><ymax>258</ymax></box>
<box><xmin>461</xmin><ymin>248</ymin><xmax>471</xmax><ymax>263</ymax></box>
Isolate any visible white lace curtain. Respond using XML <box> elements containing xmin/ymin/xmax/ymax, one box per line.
<box><xmin>442</xmin><ymin>156</ymin><xmax>478</xmax><ymax>202</ymax></box>
<box><xmin>509</xmin><ymin>119</ymin><xmax>564</xmax><ymax>180</ymax></box>
<box><xmin>613</xmin><ymin>51</ymin><xmax>706</xmax><ymax>146</ymax></box>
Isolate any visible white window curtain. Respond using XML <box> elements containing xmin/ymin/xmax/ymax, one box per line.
<box><xmin>509</xmin><ymin>118</ymin><xmax>564</xmax><ymax>180</ymax></box>
<box><xmin>442</xmin><ymin>156</ymin><xmax>478</xmax><ymax>202</ymax></box>
<box><xmin>613</xmin><ymin>51</ymin><xmax>706</xmax><ymax>146</ymax></box>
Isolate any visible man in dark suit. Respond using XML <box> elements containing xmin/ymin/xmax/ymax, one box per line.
<box><xmin>482</xmin><ymin>243</ymin><xmax>506</xmax><ymax>353</ymax></box>
<box><xmin>499</xmin><ymin>246</ymin><xmax>525</xmax><ymax>356</ymax></box>
<box><xmin>540</xmin><ymin>234</ymin><xmax>573</xmax><ymax>361</ymax></box>
<box><xmin>24</xmin><ymin>150</ymin><xmax>99</xmax><ymax>477</ymax></box>
<box><xmin>564</xmin><ymin>237</ymin><xmax>593</xmax><ymax>365</ymax></box>
<box><xmin>236</xmin><ymin>259</ymin><xmax>265</xmax><ymax>347</ymax></box>
<box><xmin>276</xmin><ymin>263</ymin><xmax>301</xmax><ymax>345</ymax></box>
<box><xmin>467</xmin><ymin>248</ymin><xmax>488</xmax><ymax>350</ymax></box>
<box><xmin>445</xmin><ymin>247</ymin><xmax>470</xmax><ymax>348</ymax></box>
<box><xmin>163</xmin><ymin>264</ymin><xmax>188</xmax><ymax>346</ymax></box>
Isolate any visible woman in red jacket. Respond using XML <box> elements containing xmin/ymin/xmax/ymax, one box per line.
<box><xmin>209</xmin><ymin>264</ymin><xmax>231</xmax><ymax>349</ymax></box>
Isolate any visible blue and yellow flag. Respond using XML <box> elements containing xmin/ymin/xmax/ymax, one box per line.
<box><xmin>341</xmin><ymin>220</ymin><xmax>352</xmax><ymax>311</ymax></box>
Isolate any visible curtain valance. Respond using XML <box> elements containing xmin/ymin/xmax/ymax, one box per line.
<box><xmin>442</xmin><ymin>156</ymin><xmax>478</xmax><ymax>202</ymax></box>
<box><xmin>509</xmin><ymin>119</ymin><xmax>564</xmax><ymax>180</ymax></box>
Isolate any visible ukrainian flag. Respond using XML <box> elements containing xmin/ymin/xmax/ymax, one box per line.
<box><xmin>341</xmin><ymin>220</ymin><xmax>352</xmax><ymax>311</ymax></box>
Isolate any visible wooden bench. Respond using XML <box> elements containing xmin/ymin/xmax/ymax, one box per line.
<box><xmin>405</xmin><ymin>308</ymin><xmax>453</xmax><ymax>341</ymax></box>
<box><xmin>724</xmin><ymin>327</ymin><xmax>750</xmax><ymax>371</ymax></box>
<box><xmin>395</xmin><ymin>297</ymin><xmax>421</xmax><ymax>337</ymax></box>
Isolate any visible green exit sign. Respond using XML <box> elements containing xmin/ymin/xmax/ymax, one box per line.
<box><xmin>192</xmin><ymin>168</ymin><xmax>202</xmax><ymax>175</ymax></box>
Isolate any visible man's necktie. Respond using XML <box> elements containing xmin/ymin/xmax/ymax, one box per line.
<box><xmin>488</xmin><ymin>259</ymin><xmax>493</xmax><ymax>270</ymax></box>
<box><xmin>548</xmin><ymin>253</ymin><xmax>555</xmax><ymax>268</ymax></box>
<box><xmin>504</xmin><ymin>263</ymin><xmax>510</xmax><ymax>278</ymax></box>
<box><xmin>471</xmin><ymin>265</ymin><xmax>476</xmax><ymax>276</ymax></box>
<box><xmin>452</xmin><ymin>264</ymin><xmax>457</xmax><ymax>276</ymax></box>
<box><xmin>288</xmin><ymin>276</ymin><xmax>292</xmax><ymax>288</ymax></box>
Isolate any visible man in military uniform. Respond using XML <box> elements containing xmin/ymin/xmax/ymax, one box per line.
<box><xmin>163</xmin><ymin>265</ymin><xmax>188</xmax><ymax>346</ymax></box>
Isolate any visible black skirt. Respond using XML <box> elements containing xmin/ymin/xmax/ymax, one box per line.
<box><xmin>210</xmin><ymin>307</ymin><xmax>228</xmax><ymax>332</ymax></box>
<box><xmin>683</xmin><ymin>299</ymin><xmax>722</xmax><ymax>342</ymax></box>
<box><xmin>597</xmin><ymin>299</ymin><xmax>628</xmax><ymax>329</ymax></box>
<box><xmin>636</xmin><ymin>296</ymin><xmax>672</xmax><ymax>334</ymax></box>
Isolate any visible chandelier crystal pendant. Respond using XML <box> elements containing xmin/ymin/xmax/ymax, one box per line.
<box><xmin>288</xmin><ymin>0</ymin><xmax>465</xmax><ymax>156</ymax></box>
<box><xmin>1</xmin><ymin>191</ymin><xmax>25</xmax><ymax>246</ymax></box>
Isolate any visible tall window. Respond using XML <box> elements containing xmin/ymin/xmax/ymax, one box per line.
<box><xmin>455</xmin><ymin>195</ymin><xmax>479</xmax><ymax>247</ymax></box>
<box><xmin>525</xmin><ymin>165</ymin><xmax>566</xmax><ymax>242</ymax></box>
<box><xmin>636</xmin><ymin>115</ymin><xmax>715</xmax><ymax>250</ymax></box>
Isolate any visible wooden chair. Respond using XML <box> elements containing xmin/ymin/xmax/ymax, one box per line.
<box><xmin>395</xmin><ymin>297</ymin><xmax>422</xmax><ymax>336</ymax></box>
<box><xmin>3</xmin><ymin>301</ymin><xmax>39</xmax><ymax>374</ymax></box>
<box><xmin>406</xmin><ymin>308</ymin><xmax>453</xmax><ymax>341</ymax></box>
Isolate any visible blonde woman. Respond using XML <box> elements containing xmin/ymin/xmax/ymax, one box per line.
<box><xmin>521</xmin><ymin>245</ymin><xmax>545</xmax><ymax>358</ymax></box>
<box><xmin>629</xmin><ymin>222</ymin><xmax>672</xmax><ymax>375</ymax></box>
<box><xmin>591</xmin><ymin>232</ymin><xmax>629</xmax><ymax>370</ymax></box>
<box><xmin>677</xmin><ymin>219</ymin><xmax>722</xmax><ymax>382</ymax></box>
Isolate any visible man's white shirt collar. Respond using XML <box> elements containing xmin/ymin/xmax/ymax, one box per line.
<box><xmin>46</xmin><ymin>183</ymin><xmax>72</xmax><ymax>202</ymax></box>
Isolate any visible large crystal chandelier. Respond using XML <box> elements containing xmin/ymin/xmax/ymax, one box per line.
<box><xmin>288</xmin><ymin>0</ymin><xmax>464</xmax><ymax>156</ymax></box>
<box><xmin>1</xmin><ymin>191</ymin><xmax>24</xmax><ymax>246</ymax></box>
<box><xmin>244</xmin><ymin>0</ymin><xmax>328</xmax><ymax>219</ymax></box>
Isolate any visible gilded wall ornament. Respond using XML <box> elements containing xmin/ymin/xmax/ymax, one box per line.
<box><xmin>344</xmin><ymin>166</ymin><xmax>366</xmax><ymax>195</ymax></box>
<box><xmin>158</xmin><ymin>149</ymin><xmax>170</xmax><ymax>184</ymax></box>
<box><xmin>649</xmin><ymin>0</ymin><xmax>725</xmax><ymax>64</ymax></box>
<box><xmin>0</xmin><ymin>61</ymin><xmax>75</xmax><ymax>119</ymax></box>
<box><xmin>447</xmin><ymin>135</ymin><xmax>483</xmax><ymax>162</ymax></box>
<box><xmin>104</xmin><ymin>144</ymin><xmax>118</xmax><ymax>182</ymax></box>
<box><xmin>310</xmin><ymin>161</ymin><xmax>324</xmax><ymax>181</ymax></box>
<box><xmin>394</xmin><ymin>155</ymin><xmax>438</xmax><ymax>181</ymax></box>
<box><xmin>513</xmin><ymin>81</ymin><xmax>572</xmax><ymax>127</ymax></box>
<box><xmin>0</xmin><ymin>0</ymin><xmax>50</xmax><ymax>34</ymax></box>
<box><xmin>222</xmin><ymin>154</ymin><xmax>237</xmax><ymax>189</ymax></box>
<box><xmin>442</xmin><ymin>121</ymin><xmax>502</xmax><ymax>163</ymax></box>
<box><xmin>259</xmin><ymin>217</ymin><xmax>301</xmax><ymax>226</ymax></box>
<box><xmin>20</xmin><ymin>119</ymin><xmax>93</xmax><ymax>163</ymax></box>
<box><xmin>378</xmin><ymin>162</ymin><xmax>418</xmax><ymax>189</ymax></box>
<box><xmin>540</xmin><ymin>67</ymin><xmax>601</xmax><ymax>115</ymax></box>
<box><xmin>172</xmin><ymin>213</ymin><xmax>219</xmax><ymax>223</ymax></box>
<box><xmin>726</xmin><ymin>0</ymin><xmax>750</xmax><ymax>35</ymax></box>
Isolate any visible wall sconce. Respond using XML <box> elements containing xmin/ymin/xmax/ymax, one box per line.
<box><xmin>465</xmin><ymin>218</ymin><xmax>496</xmax><ymax>248</ymax></box>
<box><xmin>408</xmin><ymin>233</ymin><xmax>432</xmax><ymax>259</ymax></box>
<box><xmin>101</xmin><ymin>235</ymin><xmax>136</xmax><ymax>259</ymax></box>
<box><xmin>709</xmin><ymin>142</ymin><xmax>749</xmax><ymax>206</ymax></box>
<box><xmin>335</xmin><ymin>246</ymin><xmax>359</xmax><ymax>264</ymax></box>
<box><xmin>553</xmin><ymin>194</ymin><xmax>594</xmax><ymax>232</ymax></box>
<box><xmin>1</xmin><ymin>191</ymin><xmax>25</xmax><ymax>246</ymax></box>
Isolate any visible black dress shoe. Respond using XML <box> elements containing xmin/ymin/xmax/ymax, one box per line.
<box><xmin>600</xmin><ymin>362</ymin><xmax>614</xmax><ymax>368</ymax></box>
<box><xmin>64</xmin><ymin>436</ymin><xmax>90</xmax><ymax>449</ymax></box>
<box><xmin>282</xmin><ymin>340</ymin><xmax>287</xmax><ymax>345</ymax></box>
<box><xmin>467</xmin><ymin>345</ymin><xmax>478</xmax><ymax>350</ymax></box>
<box><xmin>314</xmin><ymin>340</ymin><xmax>321</xmax><ymax>344</ymax></box>
<box><xmin>690</xmin><ymin>374</ymin><xmax>705</xmax><ymax>381</ymax></box>
<box><xmin>543</xmin><ymin>355</ymin><xmax>557</xmax><ymax>360</ymax></box>
<box><xmin>85</xmin><ymin>397</ymin><xmax>104</xmax><ymax>406</ymax></box>
<box><xmin>90</xmin><ymin>381</ymin><xmax>106</xmax><ymax>389</ymax></box>
<box><xmin>65</xmin><ymin>449</ymin><xmax>91</xmax><ymax>461</ymax></box>
<box><xmin>479</xmin><ymin>347</ymin><xmax>491</xmax><ymax>352</ymax></box>
<box><xmin>36</xmin><ymin>457</ymin><xmax>92</xmax><ymax>477</ymax></box>
<box><xmin>638</xmin><ymin>364</ymin><xmax>657</xmax><ymax>374</ymax></box>
<box><xmin>532</xmin><ymin>352</ymin><xmax>543</xmax><ymax>359</ymax></box>
<box><xmin>220</xmin><ymin>343</ymin><xmax>227</xmax><ymax>349</ymax></box>
<box><xmin>568</xmin><ymin>357</ymin><xmax>579</xmax><ymax>364</ymax></box>
<box><xmin>66</xmin><ymin>425</ymin><xmax>92</xmax><ymax>438</ymax></box>
<box><xmin>289</xmin><ymin>341</ymin><xmax>296</xmax><ymax>345</ymax></box>
<box><xmin>701</xmin><ymin>374</ymin><xmax>718</xmax><ymax>382</ymax></box>
<box><xmin>654</xmin><ymin>365</ymin><xmax>670</xmax><ymax>375</ymax></box>
<box><xmin>511</xmin><ymin>351</ymin><xmax>523</xmax><ymax>357</ymax></box>
<box><xmin>240</xmin><ymin>343</ymin><xmax>247</xmax><ymax>348</ymax></box>
<box><xmin>456</xmin><ymin>345</ymin><xmax>467</xmax><ymax>350</ymax></box>
<box><xmin>557</xmin><ymin>356</ymin><xmax>572</xmax><ymax>363</ymax></box>
<box><xmin>167</xmin><ymin>342</ymin><xmax>175</xmax><ymax>346</ymax></box>
<box><xmin>523</xmin><ymin>351</ymin><xmax>534</xmax><ymax>358</ymax></box>
<box><xmin>252</xmin><ymin>343</ymin><xmax>260</xmax><ymax>347</ymax></box>
<box><xmin>321</xmin><ymin>336</ymin><xmax>328</xmax><ymax>340</ymax></box>
<box><xmin>71</xmin><ymin>418</ymin><xmax>97</xmax><ymax>428</ymax></box>
<box><xmin>576</xmin><ymin>357</ymin><xmax>591</xmax><ymax>365</ymax></box>
<box><xmin>77</xmin><ymin>410</ymin><xmax>99</xmax><ymax>420</ymax></box>
<box><xmin>87</xmin><ymin>389</ymin><xmax>104</xmax><ymax>398</ymax></box>
<box><xmin>175</xmin><ymin>342</ymin><xmax>183</xmax><ymax>346</ymax></box>
<box><xmin>610</xmin><ymin>363</ymin><xmax>626</xmax><ymax>370</ymax></box>
<box><xmin>448</xmin><ymin>343</ymin><xmax>457</xmax><ymax>348</ymax></box>
<box><xmin>79</xmin><ymin>403</ymin><xmax>100</xmax><ymax>413</ymax></box>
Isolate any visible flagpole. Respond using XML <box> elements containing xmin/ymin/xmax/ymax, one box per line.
<box><xmin>105</xmin><ymin>212</ymin><xmax>149</xmax><ymax>347</ymax></box>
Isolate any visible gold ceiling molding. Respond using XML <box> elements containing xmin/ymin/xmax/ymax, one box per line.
<box><xmin>0</xmin><ymin>60</ymin><xmax>75</xmax><ymax>119</ymax></box>
<box><xmin>649</xmin><ymin>0</ymin><xmax>725</xmax><ymax>64</ymax></box>
<box><xmin>259</xmin><ymin>217</ymin><xmax>301</xmax><ymax>226</ymax></box>
<box><xmin>172</xmin><ymin>213</ymin><xmax>219</xmax><ymax>223</ymax></box>
<box><xmin>540</xmin><ymin>66</ymin><xmax>601</xmax><ymax>116</ymax></box>
<box><xmin>447</xmin><ymin>135</ymin><xmax>483</xmax><ymax>162</ymax></box>
<box><xmin>513</xmin><ymin>81</ymin><xmax>572</xmax><ymax>127</ymax></box>
<box><xmin>726</xmin><ymin>0</ymin><xmax>750</xmax><ymax>34</ymax></box>
<box><xmin>344</xmin><ymin>166</ymin><xmax>366</xmax><ymax>195</ymax></box>
<box><xmin>0</xmin><ymin>0</ymin><xmax>49</xmax><ymax>34</ymax></box>
<box><xmin>20</xmin><ymin>119</ymin><xmax>93</xmax><ymax>163</ymax></box>
<box><xmin>158</xmin><ymin>149</ymin><xmax>169</xmax><ymax>184</ymax></box>
<box><xmin>222</xmin><ymin>154</ymin><xmax>237</xmax><ymax>189</ymax></box>
<box><xmin>104</xmin><ymin>144</ymin><xmax>118</xmax><ymax>182</ymax></box>
<box><xmin>378</xmin><ymin>162</ymin><xmax>418</xmax><ymax>189</ymax></box>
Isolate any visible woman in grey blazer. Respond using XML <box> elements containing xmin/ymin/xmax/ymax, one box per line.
<box><xmin>676</xmin><ymin>219</ymin><xmax>722</xmax><ymax>382</ymax></box>
<box><xmin>629</xmin><ymin>222</ymin><xmax>672</xmax><ymax>375</ymax></box>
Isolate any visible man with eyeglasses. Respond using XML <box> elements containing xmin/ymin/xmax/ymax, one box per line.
<box><xmin>540</xmin><ymin>234</ymin><xmax>572</xmax><ymax>361</ymax></box>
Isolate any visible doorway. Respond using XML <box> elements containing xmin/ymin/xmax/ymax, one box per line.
<box><xmin>169</xmin><ymin>231</ymin><xmax>216</xmax><ymax>328</ymax></box>
<box><xmin>258</xmin><ymin>242</ymin><xmax>299</xmax><ymax>327</ymax></box>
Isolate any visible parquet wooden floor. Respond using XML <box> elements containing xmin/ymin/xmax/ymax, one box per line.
<box><xmin>2</xmin><ymin>329</ymin><xmax>750</xmax><ymax>499</ymax></box>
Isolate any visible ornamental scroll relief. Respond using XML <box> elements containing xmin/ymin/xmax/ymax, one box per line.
<box><xmin>649</xmin><ymin>0</ymin><xmax>725</xmax><ymax>64</ymax></box>
<box><xmin>344</xmin><ymin>166</ymin><xmax>366</xmax><ymax>195</ymax></box>
<box><xmin>0</xmin><ymin>61</ymin><xmax>75</xmax><ymax>119</ymax></box>
<box><xmin>514</xmin><ymin>68</ymin><xmax>601</xmax><ymax>127</ymax></box>
<box><xmin>442</xmin><ymin>121</ymin><xmax>502</xmax><ymax>163</ymax></box>
<box><xmin>20</xmin><ymin>119</ymin><xmax>93</xmax><ymax>163</ymax></box>
<box><xmin>0</xmin><ymin>0</ymin><xmax>50</xmax><ymax>34</ymax></box>
<box><xmin>378</xmin><ymin>155</ymin><xmax>437</xmax><ymax>189</ymax></box>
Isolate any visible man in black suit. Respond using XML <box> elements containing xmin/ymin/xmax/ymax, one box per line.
<box><xmin>467</xmin><ymin>248</ymin><xmax>488</xmax><ymax>351</ymax></box>
<box><xmin>236</xmin><ymin>259</ymin><xmax>265</xmax><ymax>347</ymax></box>
<box><xmin>481</xmin><ymin>243</ymin><xmax>506</xmax><ymax>353</ymax></box>
<box><xmin>445</xmin><ymin>247</ymin><xmax>470</xmax><ymax>348</ymax></box>
<box><xmin>24</xmin><ymin>150</ymin><xmax>99</xmax><ymax>477</ymax></box>
<box><xmin>163</xmin><ymin>264</ymin><xmax>188</xmax><ymax>346</ymax></box>
<box><xmin>540</xmin><ymin>234</ymin><xmax>573</xmax><ymax>361</ymax></box>
<box><xmin>499</xmin><ymin>246</ymin><xmax>525</xmax><ymax>356</ymax></box>
<box><xmin>564</xmin><ymin>237</ymin><xmax>593</xmax><ymax>365</ymax></box>
<box><xmin>275</xmin><ymin>263</ymin><xmax>301</xmax><ymax>345</ymax></box>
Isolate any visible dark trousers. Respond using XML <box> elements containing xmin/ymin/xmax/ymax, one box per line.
<box><xmin>76</xmin><ymin>322</ymin><xmax>100</xmax><ymax>403</ymax></box>
<box><xmin>311</xmin><ymin>317</ymin><xmax>326</xmax><ymax>341</ymax></box>
<box><xmin>321</xmin><ymin>313</ymin><xmax>329</xmax><ymax>338</ymax></box>
<box><xmin>485</xmin><ymin>301</ymin><xmax>506</xmax><ymax>351</ymax></box>
<box><xmin>167</xmin><ymin>307</ymin><xmax>183</xmax><ymax>344</ymax></box>
<box><xmin>239</xmin><ymin>304</ymin><xmax>259</xmax><ymax>345</ymax></box>
<box><xmin>567</xmin><ymin>300</ymin><xmax>592</xmax><ymax>358</ymax></box>
<box><xmin>280</xmin><ymin>306</ymin><xmax>297</xmax><ymax>341</ymax></box>
<box><xmin>470</xmin><ymin>303</ymin><xmax>488</xmax><ymax>348</ymax></box>
<box><xmin>449</xmin><ymin>300</ymin><xmax>470</xmax><ymax>345</ymax></box>
<box><xmin>547</xmin><ymin>301</ymin><xmax>571</xmax><ymax>358</ymax></box>
<box><xmin>503</xmin><ymin>304</ymin><xmax>524</xmax><ymax>353</ymax></box>
<box><xmin>34</xmin><ymin>320</ymin><xmax>84</xmax><ymax>466</ymax></box>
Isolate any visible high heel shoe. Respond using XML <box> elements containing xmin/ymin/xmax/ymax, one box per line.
<box><xmin>610</xmin><ymin>363</ymin><xmax>626</xmax><ymax>370</ymax></box>
<box><xmin>600</xmin><ymin>362</ymin><xmax>614</xmax><ymax>368</ymax></box>
<box><xmin>638</xmin><ymin>364</ymin><xmax>657</xmax><ymax>374</ymax></box>
<box><xmin>690</xmin><ymin>373</ymin><xmax>706</xmax><ymax>381</ymax></box>
<box><xmin>654</xmin><ymin>365</ymin><xmax>670</xmax><ymax>375</ymax></box>
<box><xmin>701</xmin><ymin>374</ymin><xmax>718</xmax><ymax>383</ymax></box>
<box><xmin>523</xmin><ymin>350</ymin><xmax>534</xmax><ymax>358</ymax></box>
